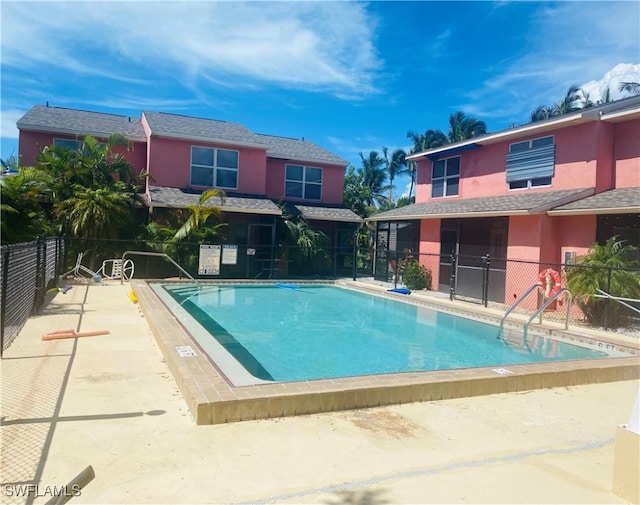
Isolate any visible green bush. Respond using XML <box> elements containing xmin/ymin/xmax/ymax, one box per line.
<box><xmin>402</xmin><ymin>259</ymin><xmax>432</xmax><ymax>291</ymax></box>
<box><xmin>565</xmin><ymin>237</ymin><xmax>640</xmax><ymax>328</ymax></box>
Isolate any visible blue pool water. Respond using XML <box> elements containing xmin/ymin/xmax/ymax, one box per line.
<box><xmin>160</xmin><ymin>283</ymin><xmax>608</xmax><ymax>382</ymax></box>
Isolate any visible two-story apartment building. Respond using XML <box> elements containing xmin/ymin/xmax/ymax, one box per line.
<box><xmin>17</xmin><ymin>105</ymin><xmax>362</xmax><ymax>277</ymax></box>
<box><xmin>369</xmin><ymin>96</ymin><xmax>640</xmax><ymax>303</ymax></box>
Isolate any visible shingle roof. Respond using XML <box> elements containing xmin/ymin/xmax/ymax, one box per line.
<box><xmin>407</xmin><ymin>95</ymin><xmax>640</xmax><ymax>161</ymax></box>
<box><xmin>147</xmin><ymin>186</ymin><xmax>282</xmax><ymax>215</ymax></box>
<box><xmin>548</xmin><ymin>187</ymin><xmax>640</xmax><ymax>215</ymax></box>
<box><xmin>256</xmin><ymin>134</ymin><xmax>348</xmax><ymax>166</ymax></box>
<box><xmin>142</xmin><ymin>111</ymin><xmax>267</xmax><ymax>147</ymax></box>
<box><xmin>17</xmin><ymin>106</ymin><xmax>348</xmax><ymax>167</ymax></box>
<box><xmin>367</xmin><ymin>188</ymin><xmax>595</xmax><ymax>221</ymax></box>
<box><xmin>17</xmin><ymin>105</ymin><xmax>146</xmax><ymax>140</ymax></box>
<box><xmin>294</xmin><ymin>205</ymin><xmax>362</xmax><ymax>223</ymax></box>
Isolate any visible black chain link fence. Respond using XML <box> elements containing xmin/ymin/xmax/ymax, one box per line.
<box><xmin>3</xmin><ymin>236</ymin><xmax>637</xmax><ymax>355</ymax></box>
<box><xmin>1</xmin><ymin>237</ymin><xmax>65</xmax><ymax>356</ymax></box>
<box><xmin>372</xmin><ymin>248</ymin><xmax>640</xmax><ymax>334</ymax></box>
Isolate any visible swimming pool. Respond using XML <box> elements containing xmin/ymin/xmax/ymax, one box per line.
<box><xmin>136</xmin><ymin>279</ymin><xmax>638</xmax><ymax>424</ymax></box>
<box><xmin>154</xmin><ymin>283</ymin><xmax>608</xmax><ymax>385</ymax></box>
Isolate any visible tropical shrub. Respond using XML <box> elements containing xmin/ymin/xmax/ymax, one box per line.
<box><xmin>399</xmin><ymin>250</ymin><xmax>432</xmax><ymax>291</ymax></box>
<box><xmin>565</xmin><ymin>237</ymin><xmax>640</xmax><ymax>327</ymax></box>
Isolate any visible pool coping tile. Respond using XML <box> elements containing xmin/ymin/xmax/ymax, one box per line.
<box><xmin>132</xmin><ymin>279</ymin><xmax>640</xmax><ymax>425</ymax></box>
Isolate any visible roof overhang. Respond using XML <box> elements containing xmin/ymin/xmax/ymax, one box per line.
<box><xmin>365</xmin><ymin>188</ymin><xmax>595</xmax><ymax>222</ymax></box>
<box><xmin>294</xmin><ymin>204</ymin><xmax>363</xmax><ymax>223</ymax></box>
<box><xmin>547</xmin><ymin>187</ymin><xmax>640</xmax><ymax>216</ymax></box>
<box><xmin>146</xmin><ymin>186</ymin><xmax>282</xmax><ymax>216</ymax></box>
<box><xmin>600</xmin><ymin>106</ymin><xmax>640</xmax><ymax>123</ymax></box>
<box><xmin>406</xmin><ymin>113</ymin><xmax>591</xmax><ymax>161</ymax></box>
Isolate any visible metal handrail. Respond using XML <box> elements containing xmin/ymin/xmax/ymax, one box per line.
<box><xmin>120</xmin><ymin>251</ymin><xmax>199</xmax><ymax>286</ymax></box>
<box><xmin>594</xmin><ymin>288</ymin><xmax>640</xmax><ymax>315</ymax></box>
<box><xmin>522</xmin><ymin>288</ymin><xmax>573</xmax><ymax>347</ymax></box>
<box><xmin>499</xmin><ymin>282</ymin><xmax>540</xmax><ymax>337</ymax></box>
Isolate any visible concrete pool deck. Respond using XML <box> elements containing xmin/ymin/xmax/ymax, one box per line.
<box><xmin>1</xmin><ymin>279</ymin><xmax>639</xmax><ymax>504</ymax></box>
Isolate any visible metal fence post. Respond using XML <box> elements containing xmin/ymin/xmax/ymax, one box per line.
<box><xmin>352</xmin><ymin>229</ymin><xmax>358</xmax><ymax>281</ymax></box>
<box><xmin>604</xmin><ymin>267</ymin><xmax>612</xmax><ymax>331</ymax></box>
<box><xmin>1</xmin><ymin>250</ymin><xmax>9</xmax><ymax>358</ymax></box>
<box><xmin>33</xmin><ymin>237</ymin><xmax>43</xmax><ymax>315</ymax></box>
<box><xmin>449</xmin><ymin>251</ymin><xmax>457</xmax><ymax>301</ymax></box>
<box><xmin>482</xmin><ymin>254</ymin><xmax>491</xmax><ymax>307</ymax></box>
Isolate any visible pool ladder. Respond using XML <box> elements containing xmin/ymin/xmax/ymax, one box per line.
<box><xmin>499</xmin><ymin>284</ymin><xmax>573</xmax><ymax>349</ymax></box>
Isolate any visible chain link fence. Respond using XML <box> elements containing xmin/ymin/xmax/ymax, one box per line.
<box><xmin>1</xmin><ymin>237</ymin><xmax>65</xmax><ymax>355</ymax></box>
<box><xmin>3</xmin><ymin>236</ymin><xmax>637</xmax><ymax>355</ymax></box>
<box><xmin>370</xmin><ymin>248</ymin><xmax>640</xmax><ymax>334</ymax></box>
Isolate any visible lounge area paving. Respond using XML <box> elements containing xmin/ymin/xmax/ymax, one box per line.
<box><xmin>1</xmin><ymin>281</ymin><xmax>638</xmax><ymax>504</ymax></box>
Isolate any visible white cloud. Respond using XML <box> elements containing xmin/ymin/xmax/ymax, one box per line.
<box><xmin>1</xmin><ymin>1</ymin><xmax>381</xmax><ymax>98</ymax></box>
<box><xmin>1</xmin><ymin>109</ymin><xmax>23</xmax><ymax>141</ymax></box>
<box><xmin>580</xmin><ymin>63</ymin><xmax>640</xmax><ymax>103</ymax></box>
<box><xmin>463</xmin><ymin>2</ymin><xmax>639</xmax><ymax>123</ymax></box>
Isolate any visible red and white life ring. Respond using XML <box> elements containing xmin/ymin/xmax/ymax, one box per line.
<box><xmin>537</xmin><ymin>268</ymin><xmax>562</xmax><ymax>299</ymax></box>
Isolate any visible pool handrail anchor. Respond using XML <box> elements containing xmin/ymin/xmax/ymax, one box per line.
<box><xmin>522</xmin><ymin>288</ymin><xmax>573</xmax><ymax>348</ymax></box>
<box><xmin>120</xmin><ymin>251</ymin><xmax>199</xmax><ymax>286</ymax></box>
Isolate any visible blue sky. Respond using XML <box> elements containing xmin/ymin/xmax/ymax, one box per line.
<box><xmin>1</xmin><ymin>0</ymin><xmax>639</xmax><ymax>196</ymax></box>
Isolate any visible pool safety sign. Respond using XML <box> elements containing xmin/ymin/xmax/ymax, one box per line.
<box><xmin>222</xmin><ymin>244</ymin><xmax>238</xmax><ymax>265</ymax></box>
<box><xmin>198</xmin><ymin>244</ymin><xmax>221</xmax><ymax>275</ymax></box>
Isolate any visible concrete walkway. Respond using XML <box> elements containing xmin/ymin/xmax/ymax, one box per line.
<box><xmin>1</xmin><ymin>281</ymin><xmax>638</xmax><ymax>504</ymax></box>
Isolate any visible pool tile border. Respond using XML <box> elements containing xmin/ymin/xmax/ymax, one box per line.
<box><xmin>132</xmin><ymin>280</ymin><xmax>640</xmax><ymax>425</ymax></box>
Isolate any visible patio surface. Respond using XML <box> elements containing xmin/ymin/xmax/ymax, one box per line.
<box><xmin>1</xmin><ymin>279</ymin><xmax>639</xmax><ymax>504</ymax></box>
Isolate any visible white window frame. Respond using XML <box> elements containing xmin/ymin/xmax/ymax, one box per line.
<box><xmin>508</xmin><ymin>135</ymin><xmax>554</xmax><ymax>154</ymax></box>
<box><xmin>507</xmin><ymin>135</ymin><xmax>554</xmax><ymax>191</ymax></box>
<box><xmin>285</xmin><ymin>164</ymin><xmax>323</xmax><ymax>200</ymax></box>
<box><xmin>53</xmin><ymin>138</ymin><xmax>83</xmax><ymax>151</ymax></box>
<box><xmin>507</xmin><ymin>177</ymin><xmax>553</xmax><ymax>190</ymax></box>
<box><xmin>190</xmin><ymin>145</ymin><xmax>239</xmax><ymax>190</ymax></box>
<box><xmin>431</xmin><ymin>156</ymin><xmax>460</xmax><ymax>198</ymax></box>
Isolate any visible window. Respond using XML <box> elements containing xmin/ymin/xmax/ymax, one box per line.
<box><xmin>285</xmin><ymin>164</ymin><xmax>322</xmax><ymax>200</ymax></box>
<box><xmin>506</xmin><ymin>135</ymin><xmax>554</xmax><ymax>190</ymax></box>
<box><xmin>190</xmin><ymin>146</ymin><xmax>239</xmax><ymax>189</ymax></box>
<box><xmin>431</xmin><ymin>156</ymin><xmax>460</xmax><ymax>198</ymax></box>
<box><xmin>53</xmin><ymin>138</ymin><xmax>83</xmax><ymax>151</ymax></box>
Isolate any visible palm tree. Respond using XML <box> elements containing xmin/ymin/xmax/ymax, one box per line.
<box><xmin>343</xmin><ymin>165</ymin><xmax>372</xmax><ymax>218</ymax></box>
<box><xmin>34</xmin><ymin>133</ymin><xmax>144</xmax><ymax>238</ymax></box>
<box><xmin>619</xmin><ymin>81</ymin><xmax>640</xmax><ymax>96</ymax></box>
<box><xmin>172</xmin><ymin>188</ymin><xmax>227</xmax><ymax>242</ymax></box>
<box><xmin>382</xmin><ymin>147</ymin><xmax>407</xmax><ymax>202</ymax></box>
<box><xmin>565</xmin><ymin>237</ymin><xmax>640</xmax><ymax>327</ymax></box>
<box><xmin>359</xmin><ymin>151</ymin><xmax>389</xmax><ymax>208</ymax></box>
<box><xmin>552</xmin><ymin>84</ymin><xmax>583</xmax><ymax>116</ymax></box>
<box><xmin>600</xmin><ymin>86</ymin><xmax>614</xmax><ymax>104</ymax></box>
<box><xmin>447</xmin><ymin>112</ymin><xmax>487</xmax><ymax>143</ymax></box>
<box><xmin>406</xmin><ymin>129</ymin><xmax>448</xmax><ymax>202</ymax></box>
<box><xmin>1</xmin><ymin>166</ymin><xmax>54</xmax><ymax>243</ymax></box>
<box><xmin>530</xmin><ymin>105</ymin><xmax>553</xmax><ymax>122</ymax></box>
<box><xmin>57</xmin><ymin>185</ymin><xmax>134</xmax><ymax>239</ymax></box>
<box><xmin>530</xmin><ymin>84</ymin><xmax>584</xmax><ymax>122</ymax></box>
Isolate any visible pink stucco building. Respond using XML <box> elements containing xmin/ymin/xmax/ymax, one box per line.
<box><xmin>16</xmin><ymin>105</ymin><xmax>362</xmax><ymax>277</ymax></box>
<box><xmin>369</xmin><ymin>96</ymin><xmax>640</xmax><ymax>303</ymax></box>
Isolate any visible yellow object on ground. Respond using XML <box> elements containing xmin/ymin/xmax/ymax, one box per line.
<box><xmin>129</xmin><ymin>290</ymin><xmax>138</xmax><ymax>303</ymax></box>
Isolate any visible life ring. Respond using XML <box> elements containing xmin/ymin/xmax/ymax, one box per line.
<box><xmin>537</xmin><ymin>268</ymin><xmax>562</xmax><ymax>299</ymax></box>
